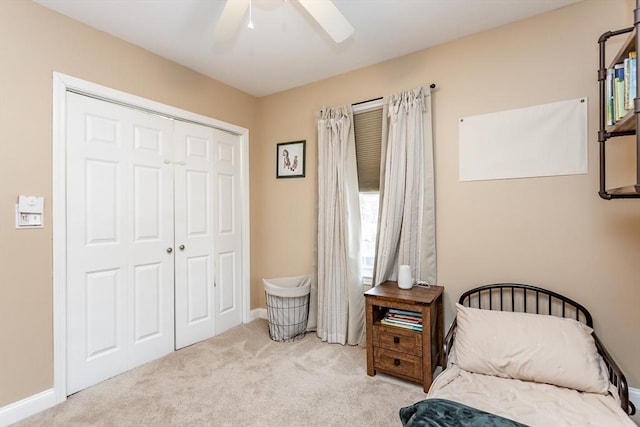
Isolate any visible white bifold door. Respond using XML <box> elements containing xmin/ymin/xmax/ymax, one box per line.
<box><xmin>66</xmin><ymin>92</ymin><xmax>243</xmax><ymax>395</ymax></box>
<box><xmin>173</xmin><ymin>120</ymin><xmax>244</xmax><ymax>348</ymax></box>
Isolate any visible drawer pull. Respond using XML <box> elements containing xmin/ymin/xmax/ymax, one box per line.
<box><xmin>393</xmin><ymin>336</ymin><xmax>400</xmax><ymax>344</ymax></box>
<box><xmin>394</xmin><ymin>358</ymin><xmax>401</xmax><ymax>366</ymax></box>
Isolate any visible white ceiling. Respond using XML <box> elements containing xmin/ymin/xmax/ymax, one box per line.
<box><xmin>34</xmin><ymin>0</ymin><xmax>582</xmax><ymax>97</ymax></box>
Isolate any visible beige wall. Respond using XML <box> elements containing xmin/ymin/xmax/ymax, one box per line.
<box><xmin>253</xmin><ymin>0</ymin><xmax>640</xmax><ymax>388</ymax></box>
<box><xmin>0</xmin><ymin>0</ymin><xmax>258</xmax><ymax>407</ymax></box>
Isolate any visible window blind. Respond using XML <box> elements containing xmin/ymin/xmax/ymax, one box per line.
<box><xmin>354</xmin><ymin>107</ymin><xmax>383</xmax><ymax>192</ymax></box>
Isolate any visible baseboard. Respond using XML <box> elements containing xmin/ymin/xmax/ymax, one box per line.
<box><xmin>249</xmin><ymin>307</ymin><xmax>267</xmax><ymax>321</ymax></box>
<box><xmin>0</xmin><ymin>388</ymin><xmax>58</xmax><ymax>427</ymax></box>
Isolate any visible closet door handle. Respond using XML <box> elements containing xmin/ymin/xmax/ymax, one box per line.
<box><xmin>166</xmin><ymin>247</ymin><xmax>173</xmax><ymax>253</ymax></box>
<box><xmin>179</xmin><ymin>245</ymin><xmax>185</xmax><ymax>251</ymax></box>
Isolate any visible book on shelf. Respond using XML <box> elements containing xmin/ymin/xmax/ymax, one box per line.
<box><xmin>387</xmin><ymin>308</ymin><xmax>422</xmax><ymax>317</ymax></box>
<box><xmin>385</xmin><ymin>314</ymin><xmax>421</xmax><ymax>324</ymax></box>
<box><xmin>381</xmin><ymin>308</ymin><xmax>423</xmax><ymax>331</ymax></box>
<box><xmin>381</xmin><ymin>318</ymin><xmax>422</xmax><ymax>331</ymax></box>
<box><xmin>625</xmin><ymin>55</ymin><xmax>631</xmax><ymax>111</ymax></box>
<box><xmin>606</xmin><ymin>67</ymin><xmax>614</xmax><ymax>126</ymax></box>
<box><xmin>606</xmin><ymin>51</ymin><xmax>637</xmax><ymax>126</ymax></box>
<box><xmin>614</xmin><ymin>63</ymin><xmax>627</xmax><ymax>122</ymax></box>
<box><xmin>626</xmin><ymin>51</ymin><xmax>637</xmax><ymax>111</ymax></box>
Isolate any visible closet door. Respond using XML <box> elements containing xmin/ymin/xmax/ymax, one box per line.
<box><xmin>213</xmin><ymin>129</ymin><xmax>244</xmax><ymax>334</ymax></box>
<box><xmin>173</xmin><ymin>121</ymin><xmax>217</xmax><ymax>349</ymax></box>
<box><xmin>66</xmin><ymin>93</ymin><xmax>175</xmax><ymax>394</ymax></box>
<box><xmin>173</xmin><ymin>121</ymin><xmax>244</xmax><ymax>346</ymax></box>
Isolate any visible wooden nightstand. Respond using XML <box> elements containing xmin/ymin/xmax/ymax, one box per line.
<box><xmin>365</xmin><ymin>281</ymin><xmax>444</xmax><ymax>392</ymax></box>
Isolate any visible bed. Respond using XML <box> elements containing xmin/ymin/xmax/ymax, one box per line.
<box><xmin>400</xmin><ymin>283</ymin><xmax>636</xmax><ymax>427</ymax></box>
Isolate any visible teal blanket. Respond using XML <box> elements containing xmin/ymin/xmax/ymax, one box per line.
<box><xmin>400</xmin><ymin>399</ymin><xmax>529</xmax><ymax>427</ymax></box>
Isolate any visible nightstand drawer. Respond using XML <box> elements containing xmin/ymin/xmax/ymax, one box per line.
<box><xmin>373</xmin><ymin>325</ymin><xmax>422</xmax><ymax>356</ymax></box>
<box><xmin>373</xmin><ymin>348</ymin><xmax>422</xmax><ymax>381</ymax></box>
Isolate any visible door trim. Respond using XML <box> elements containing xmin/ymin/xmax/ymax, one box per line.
<box><xmin>52</xmin><ymin>72</ymin><xmax>251</xmax><ymax>404</ymax></box>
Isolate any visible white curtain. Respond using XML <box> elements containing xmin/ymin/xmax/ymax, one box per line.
<box><xmin>374</xmin><ymin>87</ymin><xmax>436</xmax><ymax>286</ymax></box>
<box><xmin>312</xmin><ymin>105</ymin><xmax>364</xmax><ymax>345</ymax></box>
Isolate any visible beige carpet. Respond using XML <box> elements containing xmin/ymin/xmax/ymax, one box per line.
<box><xmin>16</xmin><ymin>319</ymin><xmax>427</xmax><ymax>426</ymax></box>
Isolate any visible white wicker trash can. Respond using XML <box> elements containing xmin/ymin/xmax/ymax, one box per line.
<box><xmin>262</xmin><ymin>275</ymin><xmax>311</xmax><ymax>341</ymax></box>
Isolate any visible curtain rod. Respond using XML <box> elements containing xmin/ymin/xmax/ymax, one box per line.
<box><xmin>351</xmin><ymin>83</ymin><xmax>436</xmax><ymax>106</ymax></box>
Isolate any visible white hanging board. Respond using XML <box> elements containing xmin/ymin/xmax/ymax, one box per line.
<box><xmin>459</xmin><ymin>98</ymin><xmax>588</xmax><ymax>181</ymax></box>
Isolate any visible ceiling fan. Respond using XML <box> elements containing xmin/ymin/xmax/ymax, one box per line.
<box><xmin>213</xmin><ymin>0</ymin><xmax>355</xmax><ymax>44</ymax></box>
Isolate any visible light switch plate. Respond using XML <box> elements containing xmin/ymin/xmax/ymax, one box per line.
<box><xmin>16</xmin><ymin>207</ymin><xmax>43</xmax><ymax>228</ymax></box>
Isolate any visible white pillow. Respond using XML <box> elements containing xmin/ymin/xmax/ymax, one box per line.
<box><xmin>453</xmin><ymin>303</ymin><xmax>610</xmax><ymax>394</ymax></box>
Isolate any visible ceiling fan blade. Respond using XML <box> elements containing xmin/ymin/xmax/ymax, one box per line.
<box><xmin>213</xmin><ymin>0</ymin><xmax>250</xmax><ymax>43</ymax></box>
<box><xmin>297</xmin><ymin>0</ymin><xmax>354</xmax><ymax>43</ymax></box>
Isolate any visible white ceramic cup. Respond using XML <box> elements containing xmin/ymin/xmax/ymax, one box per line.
<box><xmin>397</xmin><ymin>264</ymin><xmax>413</xmax><ymax>289</ymax></box>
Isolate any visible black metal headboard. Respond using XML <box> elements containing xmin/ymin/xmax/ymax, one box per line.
<box><xmin>444</xmin><ymin>283</ymin><xmax>634</xmax><ymax>416</ymax></box>
<box><xmin>458</xmin><ymin>283</ymin><xmax>593</xmax><ymax>326</ymax></box>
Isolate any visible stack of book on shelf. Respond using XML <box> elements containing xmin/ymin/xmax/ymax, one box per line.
<box><xmin>606</xmin><ymin>49</ymin><xmax>637</xmax><ymax>126</ymax></box>
<box><xmin>380</xmin><ymin>309</ymin><xmax>422</xmax><ymax>331</ymax></box>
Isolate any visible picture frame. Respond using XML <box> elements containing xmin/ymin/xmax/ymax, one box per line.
<box><xmin>276</xmin><ymin>140</ymin><xmax>306</xmax><ymax>178</ymax></box>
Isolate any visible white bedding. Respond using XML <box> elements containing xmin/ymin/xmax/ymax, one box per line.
<box><xmin>427</xmin><ymin>365</ymin><xmax>635</xmax><ymax>427</ymax></box>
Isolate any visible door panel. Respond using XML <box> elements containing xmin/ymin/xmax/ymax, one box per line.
<box><xmin>85</xmin><ymin>160</ymin><xmax>119</xmax><ymax>243</ymax></box>
<box><xmin>186</xmin><ymin>170</ymin><xmax>209</xmax><ymax>235</ymax></box>
<box><xmin>187</xmin><ymin>256</ymin><xmax>211</xmax><ymax>322</ymax></box>
<box><xmin>127</xmin><ymin>111</ymin><xmax>175</xmax><ymax>368</ymax></box>
<box><xmin>217</xmin><ymin>251</ymin><xmax>237</xmax><ymax>315</ymax></box>
<box><xmin>213</xmin><ymin>130</ymin><xmax>243</xmax><ymax>334</ymax></box>
<box><xmin>66</xmin><ymin>93</ymin><xmax>174</xmax><ymax>394</ymax></box>
<box><xmin>174</xmin><ymin>121</ymin><xmax>216</xmax><ymax>349</ymax></box>
<box><xmin>133</xmin><ymin>263</ymin><xmax>162</xmax><ymax>342</ymax></box>
<box><xmin>133</xmin><ymin>166</ymin><xmax>162</xmax><ymax>240</ymax></box>
<box><xmin>85</xmin><ymin>269</ymin><xmax>121</xmax><ymax>360</ymax></box>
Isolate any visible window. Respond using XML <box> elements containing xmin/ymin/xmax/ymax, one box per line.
<box><xmin>359</xmin><ymin>192</ymin><xmax>379</xmax><ymax>282</ymax></box>
<box><xmin>353</xmin><ymin>100</ymin><xmax>383</xmax><ymax>283</ymax></box>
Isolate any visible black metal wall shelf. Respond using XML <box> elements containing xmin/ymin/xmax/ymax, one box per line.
<box><xmin>597</xmin><ymin>3</ymin><xmax>640</xmax><ymax>200</ymax></box>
